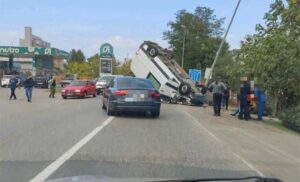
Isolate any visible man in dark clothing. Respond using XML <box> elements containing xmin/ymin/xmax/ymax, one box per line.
<box><xmin>24</xmin><ymin>76</ymin><xmax>34</xmax><ymax>102</ymax></box>
<box><xmin>49</xmin><ymin>77</ymin><xmax>56</xmax><ymax>98</ymax></box>
<box><xmin>208</xmin><ymin>79</ymin><xmax>227</xmax><ymax>116</ymax></box>
<box><xmin>238</xmin><ymin>81</ymin><xmax>251</xmax><ymax>120</ymax></box>
<box><xmin>9</xmin><ymin>76</ymin><xmax>18</xmax><ymax>100</ymax></box>
<box><xmin>222</xmin><ymin>87</ymin><xmax>230</xmax><ymax>110</ymax></box>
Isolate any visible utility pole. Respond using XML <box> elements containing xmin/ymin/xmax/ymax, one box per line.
<box><xmin>181</xmin><ymin>25</ymin><xmax>187</xmax><ymax>69</ymax></box>
<box><xmin>205</xmin><ymin>0</ymin><xmax>242</xmax><ymax>86</ymax></box>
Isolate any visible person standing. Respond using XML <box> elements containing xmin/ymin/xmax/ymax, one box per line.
<box><xmin>49</xmin><ymin>77</ymin><xmax>56</xmax><ymax>98</ymax></box>
<box><xmin>222</xmin><ymin>87</ymin><xmax>230</xmax><ymax>110</ymax></box>
<box><xmin>24</xmin><ymin>75</ymin><xmax>34</xmax><ymax>102</ymax></box>
<box><xmin>208</xmin><ymin>79</ymin><xmax>227</xmax><ymax>116</ymax></box>
<box><xmin>9</xmin><ymin>76</ymin><xmax>18</xmax><ymax>100</ymax></box>
<box><xmin>238</xmin><ymin>80</ymin><xmax>251</xmax><ymax>120</ymax></box>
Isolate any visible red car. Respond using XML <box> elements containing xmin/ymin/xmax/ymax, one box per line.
<box><xmin>61</xmin><ymin>80</ymin><xmax>96</xmax><ymax>99</ymax></box>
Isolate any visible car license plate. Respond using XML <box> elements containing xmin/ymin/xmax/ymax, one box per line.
<box><xmin>67</xmin><ymin>93</ymin><xmax>73</xmax><ymax>96</ymax></box>
<box><xmin>125</xmin><ymin>97</ymin><xmax>135</xmax><ymax>102</ymax></box>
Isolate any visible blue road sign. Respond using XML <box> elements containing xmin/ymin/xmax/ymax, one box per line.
<box><xmin>189</xmin><ymin>69</ymin><xmax>201</xmax><ymax>82</ymax></box>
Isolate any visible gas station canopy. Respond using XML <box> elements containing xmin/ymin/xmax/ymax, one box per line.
<box><xmin>0</xmin><ymin>46</ymin><xmax>69</xmax><ymax>59</ymax></box>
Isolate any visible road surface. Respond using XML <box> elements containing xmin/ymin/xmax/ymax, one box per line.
<box><xmin>0</xmin><ymin>88</ymin><xmax>299</xmax><ymax>182</ymax></box>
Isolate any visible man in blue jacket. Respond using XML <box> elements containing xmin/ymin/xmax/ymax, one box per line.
<box><xmin>24</xmin><ymin>75</ymin><xmax>34</xmax><ymax>102</ymax></box>
<box><xmin>9</xmin><ymin>76</ymin><xmax>18</xmax><ymax>100</ymax></box>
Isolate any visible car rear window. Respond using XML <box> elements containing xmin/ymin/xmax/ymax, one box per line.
<box><xmin>116</xmin><ymin>78</ymin><xmax>154</xmax><ymax>89</ymax></box>
<box><xmin>69</xmin><ymin>81</ymin><xmax>86</xmax><ymax>86</ymax></box>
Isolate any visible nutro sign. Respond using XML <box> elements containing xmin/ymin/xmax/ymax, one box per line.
<box><xmin>99</xmin><ymin>43</ymin><xmax>114</xmax><ymax>76</ymax></box>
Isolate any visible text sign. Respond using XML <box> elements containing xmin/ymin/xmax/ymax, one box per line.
<box><xmin>100</xmin><ymin>43</ymin><xmax>113</xmax><ymax>58</ymax></box>
<box><xmin>100</xmin><ymin>59</ymin><xmax>112</xmax><ymax>74</ymax></box>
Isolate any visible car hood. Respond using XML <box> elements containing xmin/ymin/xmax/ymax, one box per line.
<box><xmin>63</xmin><ymin>86</ymin><xmax>85</xmax><ymax>90</ymax></box>
<box><xmin>45</xmin><ymin>176</ymin><xmax>170</xmax><ymax>182</ymax></box>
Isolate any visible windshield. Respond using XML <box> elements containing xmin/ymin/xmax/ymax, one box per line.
<box><xmin>69</xmin><ymin>81</ymin><xmax>86</xmax><ymax>86</ymax></box>
<box><xmin>1</xmin><ymin>1</ymin><xmax>298</xmax><ymax>182</ymax></box>
<box><xmin>116</xmin><ymin>78</ymin><xmax>154</xmax><ymax>89</ymax></box>
<box><xmin>98</xmin><ymin>76</ymin><xmax>115</xmax><ymax>82</ymax></box>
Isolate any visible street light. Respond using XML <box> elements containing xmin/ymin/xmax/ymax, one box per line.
<box><xmin>181</xmin><ymin>25</ymin><xmax>187</xmax><ymax>69</ymax></box>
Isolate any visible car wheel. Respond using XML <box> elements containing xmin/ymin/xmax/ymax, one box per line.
<box><xmin>93</xmin><ymin>93</ymin><xmax>96</xmax><ymax>97</ymax></box>
<box><xmin>62</xmin><ymin>96</ymin><xmax>67</xmax><ymax>99</ymax></box>
<box><xmin>151</xmin><ymin>109</ymin><xmax>160</xmax><ymax>118</ymax></box>
<box><xmin>147</xmin><ymin>47</ymin><xmax>158</xmax><ymax>58</ymax></box>
<box><xmin>106</xmin><ymin>98</ymin><xmax>114</xmax><ymax>116</ymax></box>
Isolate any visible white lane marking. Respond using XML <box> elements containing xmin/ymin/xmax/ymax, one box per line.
<box><xmin>239</xmin><ymin>129</ymin><xmax>300</xmax><ymax>163</ymax></box>
<box><xmin>29</xmin><ymin>116</ymin><xmax>115</xmax><ymax>182</ymax></box>
<box><xmin>182</xmin><ymin>109</ymin><xmax>221</xmax><ymax>143</ymax></box>
<box><xmin>232</xmin><ymin>152</ymin><xmax>264</xmax><ymax>177</ymax></box>
<box><xmin>182</xmin><ymin>108</ymin><xmax>265</xmax><ymax>177</ymax></box>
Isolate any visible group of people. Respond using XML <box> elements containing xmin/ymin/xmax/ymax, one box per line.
<box><xmin>208</xmin><ymin>78</ymin><xmax>266</xmax><ymax>120</ymax></box>
<box><xmin>7</xmin><ymin>75</ymin><xmax>57</xmax><ymax>102</ymax></box>
<box><xmin>8</xmin><ymin>75</ymin><xmax>34</xmax><ymax>102</ymax></box>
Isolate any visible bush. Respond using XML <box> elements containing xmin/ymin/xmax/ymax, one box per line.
<box><xmin>279</xmin><ymin>105</ymin><xmax>300</xmax><ymax>133</ymax></box>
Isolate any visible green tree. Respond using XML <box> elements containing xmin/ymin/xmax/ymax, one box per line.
<box><xmin>117</xmin><ymin>59</ymin><xmax>134</xmax><ymax>76</ymax></box>
<box><xmin>87</xmin><ymin>54</ymin><xmax>100</xmax><ymax>77</ymax></box>
<box><xmin>68</xmin><ymin>49</ymin><xmax>86</xmax><ymax>63</ymax></box>
<box><xmin>236</xmin><ymin>0</ymin><xmax>300</xmax><ymax>116</ymax></box>
<box><xmin>163</xmin><ymin>7</ymin><xmax>229</xmax><ymax>71</ymax></box>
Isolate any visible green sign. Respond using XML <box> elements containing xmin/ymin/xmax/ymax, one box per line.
<box><xmin>100</xmin><ymin>43</ymin><xmax>113</xmax><ymax>58</ymax></box>
<box><xmin>0</xmin><ymin>46</ymin><xmax>69</xmax><ymax>59</ymax></box>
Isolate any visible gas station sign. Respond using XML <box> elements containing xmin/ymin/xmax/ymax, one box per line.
<box><xmin>99</xmin><ymin>43</ymin><xmax>114</xmax><ymax>76</ymax></box>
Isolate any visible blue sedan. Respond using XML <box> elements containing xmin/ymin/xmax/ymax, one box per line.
<box><xmin>102</xmin><ymin>77</ymin><xmax>161</xmax><ymax>117</ymax></box>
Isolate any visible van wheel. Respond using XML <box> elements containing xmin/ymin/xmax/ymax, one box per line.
<box><xmin>147</xmin><ymin>47</ymin><xmax>158</xmax><ymax>58</ymax></box>
<box><xmin>179</xmin><ymin>82</ymin><xmax>191</xmax><ymax>95</ymax></box>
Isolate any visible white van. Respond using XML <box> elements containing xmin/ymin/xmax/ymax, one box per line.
<box><xmin>131</xmin><ymin>41</ymin><xmax>205</xmax><ymax>105</ymax></box>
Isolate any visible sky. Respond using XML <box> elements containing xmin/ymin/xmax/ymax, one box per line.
<box><xmin>0</xmin><ymin>0</ymin><xmax>273</xmax><ymax>61</ymax></box>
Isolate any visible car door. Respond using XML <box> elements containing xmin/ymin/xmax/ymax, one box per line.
<box><xmin>103</xmin><ymin>80</ymin><xmax>114</xmax><ymax>106</ymax></box>
<box><xmin>89</xmin><ymin>81</ymin><xmax>96</xmax><ymax>95</ymax></box>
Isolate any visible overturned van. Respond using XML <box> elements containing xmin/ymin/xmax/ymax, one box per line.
<box><xmin>131</xmin><ymin>41</ymin><xmax>206</xmax><ymax>105</ymax></box>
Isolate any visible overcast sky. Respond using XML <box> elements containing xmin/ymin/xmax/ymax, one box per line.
<box><xmin>0</xmin><ymin>0</ymin><xmax>273</xmax><ymax>61</ymax></box>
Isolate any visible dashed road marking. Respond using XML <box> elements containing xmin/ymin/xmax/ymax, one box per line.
<box><xmin>182</xmin><ymin>109</ymin><xmax>265</xmax><ymax>177</ymax></box>
<box><xmin>29</xmin><ymin>116</ymin><xmax>115</xmax><ymax>182</ymax></box>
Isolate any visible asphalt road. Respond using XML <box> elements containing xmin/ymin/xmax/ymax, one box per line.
<box><xmin>0</xmin><ymin>88</ymin><xmax>299</xmax><ymax>182</ymax></box>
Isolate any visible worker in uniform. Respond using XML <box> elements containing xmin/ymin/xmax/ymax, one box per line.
<box><xmin>238</xmin><ymin>80</ymin><xmax>251</xmax><ymax>120</ymax></box>
<box><xmin>254</xmin><ymin>86</ymin><xmax>266</xmax><ymax>120</ymax></box>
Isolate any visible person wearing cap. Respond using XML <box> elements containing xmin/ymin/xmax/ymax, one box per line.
<box><xmin>208</xmin><ymin>78</ymin><xmax>227</xmax><ymax>116</ymax></box>
<box><xmin>24</xmin><ymin>75</ymin><xmax>34</xmax><ymax>102</ymax></box>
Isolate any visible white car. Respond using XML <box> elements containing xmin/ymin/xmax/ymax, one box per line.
<box><xmin>96</xmin><ymin>75</ymin><xmax>122</xmax><ymax>95</ymax></box>
<box><xmin>1</xmin><ymin>75</ymin><xmax>14</xmax><ymax>87</ymax></box>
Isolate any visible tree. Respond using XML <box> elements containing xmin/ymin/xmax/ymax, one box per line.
<box><xmin>117</xmin><ymin>59</ymin><xmax>134</xmax><ymax>76</ymax></box>
<box><xmin>87</xmin><ymin>53</ymin><xmax>100</xmax><ymax>77</ymax></box>
<box><xmin>67</xmin><ymin>62</ymin><xmax>93</xmax><ymax>79</ymax></box>
<box><xmin>163</xmin><ymin>7</ymin><xmax>229</xmax><ymax>71</ymax></box>
<box><xmin>68</xmin><ymin>49</ymin><xmax>86</xmax><ymax>63</ymax></box>
<box><xmin>236</xmin><ymin>0</ymin><xmax>300</xmax><ymax>116</ymax></box>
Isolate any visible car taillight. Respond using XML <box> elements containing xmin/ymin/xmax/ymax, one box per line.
<box><xmin>114</xmin><ymin>90</ymin><xmax>128</xmax><ymax>96</ymax></box>
<box><xmin>151</xmin><ymin>91</ymin><xmax>160</xmax><ymax>97</ymax></box>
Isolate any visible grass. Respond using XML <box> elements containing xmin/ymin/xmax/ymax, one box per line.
<box><xmin>265</xmin><ymin>119</ymin><xmax>300</xmax><ymax>136</ymax></box>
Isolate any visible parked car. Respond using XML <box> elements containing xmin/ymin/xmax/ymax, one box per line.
<box><xmin>61</xmin><ymin>80</ymin><xmax>96</xmax><ymax>99</ymax></box>
<box><xmin>1</xmin><ymin>75</ymin><xmax>14</xmax><ymax>87</ymax></box>
<box><xmin>102</xmin><ymin>77</ymin><xmax>161</xmax><ymax>117</ymax></box>
<box><xmin>60</xmin><ymin>74</ymin><xmax>77</xmax><ymax>87</ymax></box>
<box><xmin>96</xmin><ymin>75</ymin><xmax>121</xmax><ymax>95</ymax></box>
<box><xmin>34</xmin><ymin>75</ymin><xmax>49</xmax><ymax>88</ymax></box>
